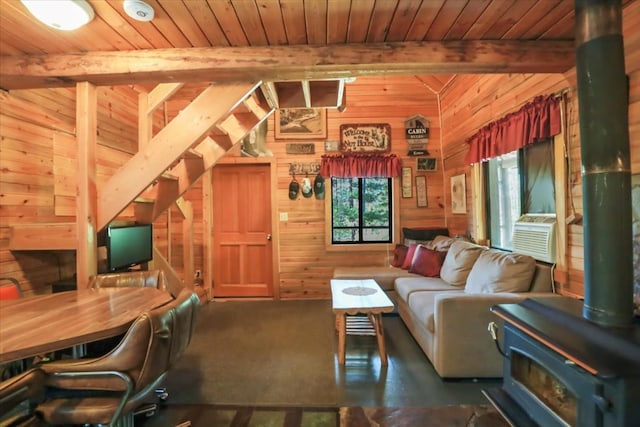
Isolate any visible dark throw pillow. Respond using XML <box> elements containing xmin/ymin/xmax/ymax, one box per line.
<box><xmin>402</xmin><ymin>227</ymin><xmax>449</xmax><ymax>242</ymax></box>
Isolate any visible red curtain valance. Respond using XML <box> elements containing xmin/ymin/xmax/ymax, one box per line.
<box><xmin>320</xmin><ymin>153</ymin><xmax>402</xmax><ymax>178</ymax></box>
<box><xmin>465</xmin><ymin>94</ymin><xmax>562</xmax><ymax>165</ymax></box>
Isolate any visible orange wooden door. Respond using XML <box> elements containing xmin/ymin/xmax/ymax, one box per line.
<box><xmin>211</xmin><ymin>164</ymin><xmax>273</xmax><ymax>297</ymax></box>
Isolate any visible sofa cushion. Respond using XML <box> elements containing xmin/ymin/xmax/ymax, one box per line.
<box><xmin>439</xmin><ymin>241</ymin><xmax>486</xmax><ymax>286</ymax></box>
<box><xmin>464</xmin><ymin>249</ymin><xmax>536</xmax><ymax>293</ymax></box>
<box><xmin>390</xmin><ymin>244</ymin><xmax>409</xmax><ymax>268</ymax></box>
<box><xmin>395</xmin><ymin>277</ymin><xmax>460</xmax><ymax>302</ymax></box>
<box><xmin>409</xmin><ymin>245</ymin><xmax>446</xmax><ymax>277</ymax></box>
<box><xmin>406</xmin><ymin>290</ymin><xmax>464</xmax><ymax>333</ymax></box>
<box><xmin>407</xmin><ymin>290</ymin><xmax>439</xmax><ymax>333</ymax></box>
<box><xmin>333</xmin><ymin>266</ymin><xmax>418</xmax><ymax>291</ymax></box>
<box><xmin>431</xmin><ymin>235</ymin><xmax>455</xmax><ymax>251</ymax></box>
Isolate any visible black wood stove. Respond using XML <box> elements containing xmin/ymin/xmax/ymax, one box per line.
<box><xmin>483</xmin><ymin>297</ymin><xmax>640</xmax><ymax>427</ymax></box>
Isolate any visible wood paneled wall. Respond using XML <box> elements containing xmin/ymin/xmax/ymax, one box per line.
<box><xmin>0</xmin><ymin>86</ymin><xmax>142</xmax><ymax>295</ymax></box>
<box><xmin>272</xmin><ymin>76</ymin><xmax>445</xmax><ymax>298</ymax></box>
<box><xmin>439</xmin><ymin>1</ymin><xmax>640</xmax><ymax>298</ymax></box>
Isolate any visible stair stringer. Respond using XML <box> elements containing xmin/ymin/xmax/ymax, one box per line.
<box><xmin>97</xmin><ymin>82</ymin><xmax>266</xmax><ymax>231</ymax></box>
<box><xmin>133</xmin><ymin>95</ymin><xmax>273</xmax><ymax>224</ymax></box>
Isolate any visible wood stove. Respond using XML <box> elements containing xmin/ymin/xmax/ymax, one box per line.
<box><xmin>483</xmin><ymin>297</ymin><xmax>640</xmax><ymax>427</ymax></box>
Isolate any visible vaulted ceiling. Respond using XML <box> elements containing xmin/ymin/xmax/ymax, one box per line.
<box><xmin>0</xmin><ymin>1</ymin><xmax>634</xmax><ymax>96</ymax></box>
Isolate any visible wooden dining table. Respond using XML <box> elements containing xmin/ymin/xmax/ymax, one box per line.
<box><xmin>0</xmin><ymin>287</ymin><xmax>173</xmax><ymax>364</ymax></box>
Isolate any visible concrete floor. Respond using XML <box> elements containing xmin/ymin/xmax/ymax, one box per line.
<box><xmin>161</xmin><ymin>299</ymin><xmax>501</xmax><ymax>408</ymax></box>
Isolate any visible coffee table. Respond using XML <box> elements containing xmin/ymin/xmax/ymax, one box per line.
<box><xmin>330</xmin><ymin>279</ymin><xmax>394</xmax><ymax>365</ymax></box>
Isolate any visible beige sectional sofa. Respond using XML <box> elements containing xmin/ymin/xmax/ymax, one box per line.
<box><xmin>333</xmin><ymin>239</ymin><xmax>557</xmax><ymax>378</ymax></box>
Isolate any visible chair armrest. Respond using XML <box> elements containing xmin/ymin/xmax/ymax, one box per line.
<box><xmin>40</xmin><ymin>356</ymin><xmax>139</xmax><ymax>391</ymax></box>
<box><xmin>46</xmin><ymin>370</ymin><xmax>133</xmax><ymax>426</ymax></box>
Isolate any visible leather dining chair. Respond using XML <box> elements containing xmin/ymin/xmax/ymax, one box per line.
<box><xmin>85</xmin><ymin>269</ymin><xmax>178</xmax><ymax>357</ymax></box>
<box><xmin>33</xmin><ymin>288</ymin><xmax>200</xmax><ymax>426</ymax></box>
<box><xmin>1</xmin><ymin>278</ymin><xmax>27</xmax><ymax>382</ymax></box>
<box><xmin>0</xmin><ymin>277</ymin><xmax>23</xmax><ymax>301</ymax></box>
<box><xmin>89</xmin><ymin>269</ymin><xmax>177</xmax><ymax>297</ymax></box>
<box><xmin>0</xmin><ymin>367</ymin><xmax>46</xmax><ymax>427</ymax></box>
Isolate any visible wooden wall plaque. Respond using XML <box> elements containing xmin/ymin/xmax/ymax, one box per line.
<box><xmin>339</xmin><ymin>124</ymin><xmax>391</xmax><ymax>153</ymax></box>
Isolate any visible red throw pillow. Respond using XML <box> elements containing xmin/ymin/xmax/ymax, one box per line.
<box><xmin>391</xmin><ymin>244</ymin><xmax>409</xmax><ymax>268</ymax></box>
<box><xmin>409</xmin><ymin>245</ymin><xmax>446</xmax><ymax>277</ymax></box>
<box><xmin>401</xmin><ymin>244</ymin><xmax>419</xmax><ymax>270</ymax></box>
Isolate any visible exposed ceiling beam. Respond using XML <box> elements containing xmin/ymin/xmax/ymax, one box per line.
<box><xmin>0</xmin><ymin>41</ymin><xmax>575</xmax><ymax>90</ymax></box>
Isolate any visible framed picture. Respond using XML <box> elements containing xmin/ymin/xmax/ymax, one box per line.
<box><xmin>416</xmin><ymin>176</ymin><xmax>427</xmax><ymax>208</ymax></box>
<box><xmin>275</xmin><ymin>108</ymin><xmax>327</xmax><ymax>139</ymax></box>
<box><xmin>401</xmin><ymin>167</ymin><xmax>412</xmax><ymax>198</ymax></box>
<box><xmin>416</xmin><ymin>157</ymin><xmax>437</xmax><ymax>171</ymax></box>
<box><xmin>451</xmin><ymin>174</ymin><xmax>466</xmax><ymax>214</ymax></box>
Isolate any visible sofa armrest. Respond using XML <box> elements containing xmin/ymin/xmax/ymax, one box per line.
<box><xmin>431</xmin><ymin>292</ymin><xmax>559</xmax><ymax>377</ymax></box>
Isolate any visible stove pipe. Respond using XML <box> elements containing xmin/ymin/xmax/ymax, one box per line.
<box><xmin>575</xmin><ymin>0</ymin><xmax>634</xmax><ymax>327</ymax></box>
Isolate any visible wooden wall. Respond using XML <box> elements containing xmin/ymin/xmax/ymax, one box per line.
<box><xmin>0</xmin><ymin>86</ymin><xmax>143</xmax><ymax>295</ymax></box>
<box><xmin>439</xmin><ymin>1</ymin><xmax>640</xmax><ymax>298</ymax></box>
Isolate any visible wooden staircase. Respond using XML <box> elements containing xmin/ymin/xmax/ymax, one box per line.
<box><xmin>8</xmin><ymin>81</ymin><xmax>273</xmax><ymax>249</ymax></box>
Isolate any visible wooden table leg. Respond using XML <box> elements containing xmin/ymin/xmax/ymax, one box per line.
<box><xmin>336</xmin><ymin>313</ymin><xmax>346</xmax><ymax>365</ymax></box>
<box><xmin>370</xmin><ymin>313</ymin><xmax>388</xmax><ymax>366</ymax></box>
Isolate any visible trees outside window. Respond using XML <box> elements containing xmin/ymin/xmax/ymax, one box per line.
<box><xmin>331</xmin><ymin>177</ymin><xmax>392</xmax><ymax>244</ymax></box>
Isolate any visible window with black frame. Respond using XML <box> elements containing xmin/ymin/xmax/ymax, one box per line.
<box><xmin>485</xmin><ymin>139</ymin><xmax>556</xmax><ymax>251</ymax></box>
<box><xmin>331</xmin><ymin>177</ymin><xmax>392</xmax><ymax>244</ymax></box>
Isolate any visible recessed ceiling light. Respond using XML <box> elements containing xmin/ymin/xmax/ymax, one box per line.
<box><xmin>21</xmin><ymin>0</ymin><xmax>94</xmax><ymax>31</ymax></box>
<box><xmin>123</xmin><ymin>0</ymin><xmax>155</xmax><ymax>22</ymax></box>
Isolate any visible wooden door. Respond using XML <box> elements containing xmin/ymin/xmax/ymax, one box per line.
<box><xmin>212</xmin><ymin>164</ymin><xmax>273</xmax><ymax>297</ymax></box>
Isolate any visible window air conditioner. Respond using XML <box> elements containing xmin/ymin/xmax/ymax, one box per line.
<box><xmin>512</xmin><ymin>214</ymin><xmax>557</xmax><ymax>264</ymax></box>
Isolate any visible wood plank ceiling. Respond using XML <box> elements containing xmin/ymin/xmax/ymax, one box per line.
<box><xmin>0</xmin><ymin>0</ymin><xmax>633</xmax><ymax>97</ymax></box>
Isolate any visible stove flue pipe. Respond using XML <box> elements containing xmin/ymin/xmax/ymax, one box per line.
<box><xmin>575</xmin><ymin>0</ymin><xmax>633</xmax><ymax>327</ymax></box>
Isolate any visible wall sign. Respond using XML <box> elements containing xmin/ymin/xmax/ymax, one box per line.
<box><xmin>286</xmin><ymin>143</ymin><xmax>315</xmax><ymax>154</ymax></box>
<box><xmin>405</xmin><ymin>114</ymin><xmax>429</xmax><ymax>154</ymax></box>
<box><xmin>339</xmin><ymin>124</ymin><xmax>391</xmax><ymax>153</ymax></box>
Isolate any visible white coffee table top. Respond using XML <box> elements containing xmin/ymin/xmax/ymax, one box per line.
<box><xmin>330</xmin><ymin>279</ymin><xmax>394</xmax><ymax>315</ymax></box>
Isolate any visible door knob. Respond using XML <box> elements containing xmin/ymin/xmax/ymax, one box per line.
<box><xmin>266</xmin><ymin>234</ymin><xmax>272</xmax><ymax>240</ymax></box>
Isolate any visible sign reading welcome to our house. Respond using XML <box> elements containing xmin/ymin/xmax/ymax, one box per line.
<box><xmin>339</xmin><ymin>124</ymin><xmax>391</xmax><ymax>153</ymax></box>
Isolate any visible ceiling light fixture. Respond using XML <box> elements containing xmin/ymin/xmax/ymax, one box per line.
<box><xmin>21</xmin><ymin>0</ymin><xmax>95</xmax><ymax>31</ymax></box>
<box><xmin>123</xmin><ymin>0</ymin><xmax>155</xmax><ymax>22</ymax></box>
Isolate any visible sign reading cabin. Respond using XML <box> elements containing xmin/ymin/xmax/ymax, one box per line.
<box><xmin>339</xmin><ymin>124</ymin><xmax>391</xmax><ymax>153</ymax></box>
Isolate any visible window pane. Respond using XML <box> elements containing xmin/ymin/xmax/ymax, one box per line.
<box><xmin>363</xmin><ymin>228</ymin><xmax>390</xmax><ymax>241</ymax></box>
<box><xmin>523</xmin><ymin>140</ymin><xmax>556</xmax><ymax>213</ymax></box>
<box><xmin>362</xmin><ymin>178</ymin><xmax>390</xmax><ymax>227</ymax></box>
<box><xmin>488</xmin><ymin>151</ymin><xmax>521</xmax><ymax>250</ymax></box>
<box><xmin>331</xmin><ymin>177</ymin><xmax>392</xmax><ymax>244</ymax></box>
<box><xmin>332</xmin><ymin>178</ymin><xmax>359</xmax><ymax>227</ymax></box>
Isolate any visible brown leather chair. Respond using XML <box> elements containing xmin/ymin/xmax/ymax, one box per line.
<box><xmin>34</xmin><ymin>289</ymin><xmax>200</xmax><ymax>426</ymax></box>
<box><xmin>89</xmin><ymin>269</ymin><xmax>176</xmax><ymax>297</ymax></box>
<box><xmin>0</xmin><ymin>368</ymin><xmax>46</xmax><ymax>426</ymax></box>
<box><xmin>1</xmin><ymin>278</ymin><xmax>27</xmax><ymax>382</ymax></box>
<box><xmin>0</xmin><ymin>277</ymin><xmax>23</xmax><ymax>301</ymax></box>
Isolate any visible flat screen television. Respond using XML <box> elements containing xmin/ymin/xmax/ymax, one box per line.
<box><xmin>106</xmin><ymin>224</ymin><xmax>153</xmax><ymax>272</ymax></box>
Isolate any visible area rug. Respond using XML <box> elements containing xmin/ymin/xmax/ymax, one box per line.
<box><xmin>138</xmin><ymin>404</ymin><xmax>339</xmax><ymax>427</ymax></box>
<box><xmin>138</xmin><ymin>404</ymin><xmax>507</xmax><ymax>427</ymax></box>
